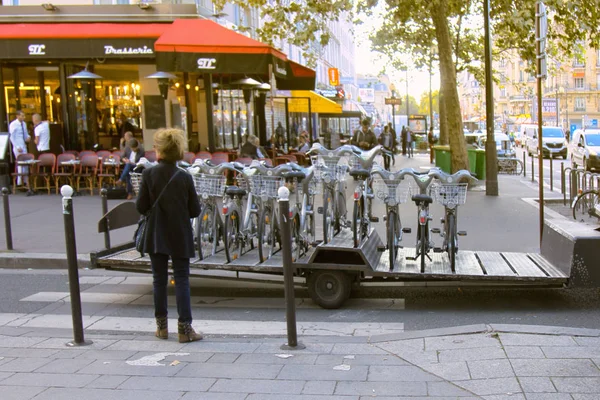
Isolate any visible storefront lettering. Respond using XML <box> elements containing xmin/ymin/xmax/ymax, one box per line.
<box><xmin>28</xmin><ymin>44</ymin><xmax>46</xmax><ymax>55</ymax></box>
<box><xmin>197</xmin><ymin>58</ymin><xmax>217</xmax><ymax>69</ymax></box>
<box><xmin>275</xmin><ymin>64</ymin><xmax>287</xmax><ymax>76</ymax></box>
<box><xmin>104</xmin><ymin>45</ymin><xmax>154</xmax><ymax>55</ymax></box>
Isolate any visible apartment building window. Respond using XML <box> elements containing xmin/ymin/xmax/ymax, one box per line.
<box><xmin>597</xmin><ymin>49</ymin><xmax>600</xmax><ymax>66</ymax></box>
<box><xmin>575</xmin><ymin>97</ymin><xmax>586</xmax><ymax>112</ymax></box>
<box><xmin>597</xmin><ymin>73</ymin><xmax>600</xmax><ymax>89</ymax></box>
<box><xmin>500</xmin><ymin>88</ymin><xmax>507</xmax><ymax>98</ymax></box>
<box><xmin>574</xmin><ymin>77</ymin><xmax>585</xmax><ymax>89</ymax></box>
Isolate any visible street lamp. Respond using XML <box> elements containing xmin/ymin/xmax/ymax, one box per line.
<box><xmin>233</xmin><ymin>77</ymin><xmax>261</xmax><ymax>138</ymax></box>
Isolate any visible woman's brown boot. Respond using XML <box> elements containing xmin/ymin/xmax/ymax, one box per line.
<box><xmin>178</xmin><ymin>321</ymin><xmax>203</xmax><ymax>343</ymax></box>
<box><xmin>155</xmin><ymin>316</ymin><xmax>168</xmax><ymax>339</ymax></box>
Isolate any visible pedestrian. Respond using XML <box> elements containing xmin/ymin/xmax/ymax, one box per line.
<box><xmin>351</xmin><ymin>120</ymin><xmax>377</xmax><ymax>150</ymax></box>
<box><xmin>373</xmin><ymin>123</ymin><xmax>382</xmax><ymax>138</ymax></box>
<box><xmin>401</xmin><ymin>126</ymin><xmax>407</xmax><ymax>156</ymax></box>
<box><xmin>378</xmin><ymin>125</ymin><xmax>397</xmax><ymax>170</ymax></box>
<box><xmin>136</xmin><ymin>128</ymin><xmax>203</xmax><ymax>343</ymax></box>
<box><xmin>428</xmin><ymin>127</ymin><xmax>435</xmax><ymax>164</ymax></box>
<box><xmin>240</xmin><ymin>134</ymin><xmax>259</xmax><ymax>159</ymax></box>
<box><xmin>32</xmin><ymin>113</ymin><xmax>51</xmax><ymax>155</ymax></box>
<box><xmin>117</xmin><ymin>139</ymin><xmax>145</xmax><ymax>200</ymax></box>
<box><xmin>406</xmin><ymin>127</ymin><xmax>414</xmax><ymax>158</ymax></box>
<box><xmin>297</xmin><ymin>133</ymin><xmax>310</xmax><ymax>153</ymax></box>
<box><xmin>9</xmin><ymin>110</ymin><xmax>30</xmax><ymax>187</ymax></box>
<box><xmin>116</xmin><ymin>115</ymin><xmax>135</xmax><ymax>138</ymax></box>
<box><xmin>388</xmin><ymin>123</ymin><xmax>397</xmax><ymax>152</ymax></box>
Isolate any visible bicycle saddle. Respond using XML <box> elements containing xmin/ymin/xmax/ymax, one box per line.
<box><xmin>411</xmin><ymin>193</ymin><xmax>433</xmax><ymax>205</ymax></box>
<box><xmin>282</xmin><ymin>170</ymin><xmax>306</xmax><ymax>180</ymax></box>
<box><xmin>349</xmin><ymin>168</ymin><xmax>370</xmax><ymax>179</ymax></box>
<box><xmin>224</xmin><ymin>186</ymin><xmax>247</xmax><ymax>197</ymax></box>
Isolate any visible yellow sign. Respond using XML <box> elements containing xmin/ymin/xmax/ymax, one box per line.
<box><xmin>328</xmin><ymin>68</ymin><xmax>339</xmax><ymax>86</ymax></box>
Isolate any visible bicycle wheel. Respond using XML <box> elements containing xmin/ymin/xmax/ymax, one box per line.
<box><xmin>514</xmin><ymin>159</ymin><xmax>524</xmax><ymax>175</ymax></box>
<box><xmin>335</xmin><ymin>189</ymin><xmax>346</xmax><ymax>234</ymax></box>
<box><xmin>258</xmin><ymin>205</ymin><xmax>274</xmax><ymax>262</ymax></box>
<box><xmin>197</xmin><ymin>204</ymin><xmax>214</xmax><ymax>260</ymax></box>
<box><xmin>291</xmin><ymin>213</ymin><xmax>301</xmax><ymax>261</ymax></box>
<box><xmin>224</xmin><ymin>210</ymin><xmax>241</xmax><ymax>263</ymax></box>
<box><xmin>387</xmin><ymin>210</ymin><xmax>397</xmax><ymax>270</ymax></box>
<box><xmin>248</xmin><ymin>208</ymin><xmax>259</xmax><ymax>251</ymax></box>
<box><xmin>352</xmin><ymin>197</ymin><xmax>363</xmax><ymax>248</ymax></box>
<box><xmin>323</xmin><ymin>188</ymin><xmax>335</xmax><ymax>244</ymax></box>
<box><xmin>447</xmin><ymin>213</ymin><xmax>457</xmax><ymax>272</ymax></box>
<box><xmin>573</xmin><ymin>190</ymin><xmax>600</xmax><ymax>224</ymax></box>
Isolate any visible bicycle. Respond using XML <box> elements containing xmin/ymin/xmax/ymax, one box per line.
<box><xmin>284</xmin><ymin>163</ymin><xmax>317</xmax><ymax>261</ymax></box>
<box><xmin>429</xmin><ymin>169</ymin><xmax>475</xmax><ymax>272</ymax></box>
<box><xmin>371</xmin><ymin>165</ymin><xmax>411</xmax><ymax>269</ymax></box>
<box><xmin>572</xmin><ymin>189</ymin><xmax>600</xmax><ymax>224</ymax></box>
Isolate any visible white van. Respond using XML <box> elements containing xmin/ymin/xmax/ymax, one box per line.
<box><xmin>570</xmin><ymin>129</ymin><xmax>600</xmax><ymax>170</ymax></box>
<box><xmin>525</xmin><ymin>126</ymin><xmax>568</xmax><ymax>159</ymax></box>
<box><xmin>518</xmin><ymin>124</ymin><xmax>537</xmax><ymax>148</ymax></box>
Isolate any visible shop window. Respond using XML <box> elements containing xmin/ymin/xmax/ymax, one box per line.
<box><xmin>596</xmin><ymin>73</ymin><xmax>600</xmax><ymax>89</ymax></box>
<box><xmin>575</xmin><ymin>97</ymin><xmax>586</xmax><ymax>112</ymax></box>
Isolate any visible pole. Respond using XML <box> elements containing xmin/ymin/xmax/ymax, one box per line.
<box><xmin>278</xmin><ymin>186</ymin><xmax>304</xmax><ymax>350</ymax></box>
<box><xmin>561</xmin><ymin>162</ymin><xmax>566</xmax><ymax>205</ymax></box>
<box><xmin>392</xmin><ymin>103</ymin><xmax>396</xmax><ymax>134</ymax></box>
<box><xmin>0</xmin><ymin>64</ymin><xmax>7</xmax><ymax>131</ymax></box>
<box><xmin>2</xmin><ymin>187</ymin><xmax>12</xmax><ymax>250</ymax></box>
<box><xmin>405</xmin><ymin>70</ymin><xmax>409</xmax><ymax>121</ymax></box>
<box><xmin>523</xmin><ymin>151</ymin><xmax>527</xmax><ymax>177</ymax></box>
<box><xmin>531</xmin><ymin>153</ymin><xmax>535</xmax><ymax>182</ymax></box>
<box><xmin>100</xmin><ymin>188</ymin><xmax>110</xmax><ymax>250</ymax></box>
<box><xmin>536</xmin><ymin>0</ymin><xmax>545</xmax><ymax>246</ymax></box>
<box><xmin>429</xmin><ymin>53</ymin><xmax>434</xmax><ymax>130</ymax></box>
<box><xmin>284</xmin><ymin>97</ymin><xmax>290</xmax><ymax>152</ymax></box>
<box><xmin>484</xmin><ymin>0</ymin><xmax>498</xmax><ymax>196</ymax></box>
<box><xmin>549</xmin><ymin>157</ymin><xmax>553</xmax><ymax>191</ymax></box>
<box><xmin>308</xmin><ymin>98</ymin><xmax>313</xmax><ymax>145</ymax></box>
<box><xmin>61</xmin><ymin>185</ymin><xmax>92</xmax><ymax>347</ymax></box>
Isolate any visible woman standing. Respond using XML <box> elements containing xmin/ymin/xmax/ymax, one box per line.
<box><xmin>136</xmin><ymin>128</ymin><xmax>202</xmax><ymax>343</ymax></box>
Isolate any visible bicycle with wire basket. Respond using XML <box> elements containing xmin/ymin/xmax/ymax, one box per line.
<box><xmin>572</xmin><ymin>188</ymin><xmax>600</xmax><ymax>224</ymax></box>
<box><xmin>429</xmin><ymin>169</ymin><xmax>475</xmax><ymax>272</ymax></box>
<box><xmin>307</xmin><ymin>143</ymin><xmax>349</xmax><ymax>244</ymax></box>
<box><xmin>371</xmin><ymin>165</ymin><xmax>411</xmax><ymax>269</ymax></box>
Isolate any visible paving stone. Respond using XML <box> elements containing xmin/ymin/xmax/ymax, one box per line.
<box><xmin>423</xmin><ymin>361</ymin><xmax>471</xmax><ymax>381</ymax></box>
<box><xmin>210</xmin><ymin>378</ymin><xmax>305</xmax><ymax>394</ymax></box>
<box><xmin>315</xmin><ymin>354</ymin><xmax>408</xmax><ymax>366</ymax></box>
<box><xmin>0</xmin><ymin>371</ymin><xmax>14</xmax><ymax>382</ymax></box>
<box><xmin>468</xmin><ymin>359</ymin><xmax>515</xmax><ymax>379</ymax></box>
<box><xmin>523</xmin><ymin>394</ymin><xmax>572</xmax><ymax>400</ymax></box>
<box><xmin>454</xmin><ymin>377</ymin><xmax>521</xmax><ymax>396</ymax></box>
<box><xmin>46</xmin><ymin>349</ymin><xmax>89</xmax><ymax>359</ymax></box>
<box><xmin>302</xmin><ymin>380</ymin><xmax>335</xmax><ymax>395</ymax></box>
<box><xmin>511</xmin><ymin>359</ymin><xmax>600</xmax><ymax>377</ymax></box>
<box><xmin>179</xmin><ymin>393</ymin><xmax>247</xmax><ymax>400</ymax></box>
<box><xmin>551</xmin><ymin>377</ymin><xmax>600</xmax><ymax>393</ymax></box>
<box><xmin>180</xmin><ymin>341</ymin><xmax>260</xmax><ymax>353</ymax></box>
<box><xmin>103</xmin><ymin>340</ymin><xmax>185</xmax><ymax>352</ymax></box>
<box><xmin>246</xmin><ymin>395</ymin><xmax>358</xmax><ymax>400</ymax></box>
<box><xmin>237</xmin><ymin>353</ymin><xmax>318</xmax><ymax>365</ymax></box>
<box><xmin>439</xmin><ymin>346</ymin><xmax>507</xmax><ymax>363</ymax></box>
<box><xmin>0</xmin><ymin>348</ymin><xmax>58</xmax><ymax>358</ymax></box>
<box><xmin>78</xmin><ymin>360</ymin><xmax>185</xmax><ymax>377</ymax></box>
<box><xmin>518</xmin><ymin>377</ymin><xmax>556</xmax><ymax>393</ymax></box>
<box><xmin>427</xmin><ymin>381</ymin><xmax>475</xmax><ymax>396</ymax></box>
<box><xmin>482</xmin><ymin>395</ymin><xmax>525</xmax><ymax>400</ymax></box>
<box><xmin>277</xmin><ymin>364</ymin><xmax>368</xmax><ymax>381</ymax></box>
<box><xmin>0</xmin><ymin>372</ymin><xmax>99</xmax><ymax>388</ymax></box>
<box><xmin>425</xmin><ymin>334</ymin><xmax>500</xmax><ymax>350</ymax></box>
<box><xmin>363</xmin><ymin>398</ymin><xmax>479</xmax><ymax>400</ymax></box>
<box><xmin>498</xmin><ymin>333</ymin><xmax>577</xmax><ymax>347</ymax></box>
<box><xmin>0</xmin><ymin>385</ymin><xmax>45</xmax><ymax>400</ymax></box>
<box><xmin>572</xmin><ymin>395</ymin><xmax>600</xmax><ymax>400</ymax></box>
<box><xmin>0</xmin><ymin>335</ymin><xmax>47</xmax><ymax>348</ymax></box>
<box><xmin>574</xmin><ymin>337</ymin><xmax>600</xmax><ymax>346</ymax></box>
<box><xmin>206</xmin><ymin>353</ymin><xmax>240</xmax><ymax>363</ymax></box>
<box><xmin>75</xmin><ymin>349</ymin><xmax>138</xmax><ymax>360</ymax></box>
<box><xmin>504</xmin><ymin>346</ymin><xmax>545</xmax><ymax>359</ymax></box>
<box><xmin>0</xmin><ymin>357</ymin><xmax>52</xmax><ymax>372</ymax></box>
<box><xmin>255</xmin><ymin>342</ymin><xmax>334</xmax><ymax>354</ymax></box>
<box><xmin>330</xmin><ymin>343</ymin><xmax>387</xmax><ymax>355</ymax></box>
<box><xmin>32</xmin><ymin>338</ymin><xmax>116</xmax><ymax>350</ymax></box>
<box><xmin>34</xmin><ymin>358</ymin><xmax>95</xmax><ymax>373</ymax></box>
<box><xmin>30</xmin><ymin>387</ymin><xmax>184</xmax><ymax>400</ymax></box>
<box><xmin>86</xmin><ymin>375</ymin><xmax>130</xmax><ymax>389</ymax></box>
<box><xmin>335</xmin><ymin>380</ymin><xmax>427</xmax><ymax>396</ymax></box>
<box><xmin>119</xmin><ymin>376</ymin><xmax>215</xmax><ymax>391</ymax></box>
<box><xmin>367</xmin><ymin>365</ymin><xmax>442</xmax><ymax>382</ymax></box>
<box><xmin>0</xmin><ymin>356</ymin><xmax>14</xmax><ymax>366</ymax></box>
<box><xmin>543</xmin><ymin>346</ymin><xmax>600</xmax><ymax>359</ymax></box>
<box><xmin>176</xmin><ymin>362</ymin><xmax>282</xmax><ymax>379</ymax></box>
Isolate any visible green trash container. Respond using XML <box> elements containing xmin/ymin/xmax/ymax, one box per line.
<box><xmin>475</xmin><ymin>149</ymin><xmax>486</xmax><ymax>180</ymax></box>
<box><xmin>433</xmin><ymin>145</ymin><xmax>451</xmax><ymax>173</ymax></box>
<box><xmin>467</xmin><ymin>148</ymin><xmax>477</xmax><ymax>175</ymax></box>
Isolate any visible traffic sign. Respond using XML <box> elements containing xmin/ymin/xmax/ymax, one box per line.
<box><xmin>385</xmin><ymin>97</ymin><xmax>402</xmax><ymax>105</ymax></box>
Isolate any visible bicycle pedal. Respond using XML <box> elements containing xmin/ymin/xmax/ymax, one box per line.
<box><xmin>401</xmin><ymin>227</ymin><xmax>411</xmax><ymax>234</ymax></box>
<box><xmin>433</xmin><ymin>247</ymin><xmax>443</xmax><ymax>253</ymax></box>
<box><xmin>317</xmin><ymin>207</ymin><xmax>323</xmax><ymax>214</ymax></box>
<box><xmin>370</xmin><ymin>217</ymin><xmax>379</xmax><ymax>223</ymax></box>
<box><xmin>431</xmin><ymin>228</ymin><xmax>441</xmax><ymax>234</ymax></box>
<box><xmin>377</xmin><ymin>245</ymin><xmax>386</xmax><ymax>252</ymax></box>
<box><xmin>458</xmin><ymin>231</ymin><xmax>467</xmax><ymax>236</ymax></box>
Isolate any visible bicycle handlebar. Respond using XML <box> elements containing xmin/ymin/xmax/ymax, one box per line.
<box><xmin>428</xmin><ymin>168</ymin><xmax>477</xmax><ymax>184</ymax></box>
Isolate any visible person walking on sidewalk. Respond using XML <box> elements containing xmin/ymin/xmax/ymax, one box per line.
<box><xmin>401</xmin><ymin>126</ymin><xmax>407</xmax><ymax>156</ymax></box>
<box><xmin>406</xmin><ymin>127</ymin><xmax>414</xmax><ymax>158</ymax></box>
<box><xmin>136</xmin><ymin>128</ymin><xmax>202</xmax><ymax>343</ymax></box>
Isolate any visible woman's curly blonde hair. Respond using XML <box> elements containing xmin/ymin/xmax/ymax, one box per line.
<box><xmin>153</xmin><ymin>128</ymin><xmax>185</xmax><ymax>163</ymax></box>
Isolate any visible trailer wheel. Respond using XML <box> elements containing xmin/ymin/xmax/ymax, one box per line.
<box><xmin>307</xmin><ymin>270</ymin><xmax>351</xmax><ymax>309</ymax></box>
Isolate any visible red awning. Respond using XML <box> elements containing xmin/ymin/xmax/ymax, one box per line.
<box><xmin>154</xmin><ymin>19</ymin><xmax>286</xmax><ymax>61</ymax></box>
<box><xmin>0</xmin><ymin>23</ymin><xmax>169</xmax><ymax>39</ymax></box>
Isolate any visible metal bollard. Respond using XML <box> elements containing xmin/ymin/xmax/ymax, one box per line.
<box><xmin>561</xmin><ymin>163</ymin><xmax>566</xmax><ymax>205</ymax></box>
<box><xmin>2</xmin><ymin>188</ymin><xmax>12</xmax><ymax>250</ymax></box>
<box><xmin>531</xmin><ymin>153</ymin><xmax>535</xmax><ymax>182</ymax></box>
<box><xmin>278</xmin><ymin>186</ymin><xmax>305</xmax><ymax>350</ymax></box>
<box><xmin>569</xmin><ymin>170</ymin><xmax>578</xmax><ymax>205</ymax></box>
<box><xmin>100</xmin><ymin>188</ymin><xmax>110</xmax><ymax>250</ymax></box>
<box><xmin>523</xmin><ymin>151</ymin><xmax>526</xmax><ymax>177</ymax></box>
<box><xmin>61</xmin><ymin>185</ymin><xmax>92</xmax><ymax>347</ymax></box>
<box><xmin>549</xmin><ymin>158</ymin><xmax>553</xmax><ymax>191</ymax></box>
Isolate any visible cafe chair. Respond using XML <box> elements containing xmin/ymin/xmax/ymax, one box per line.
<box><xmin>97</xmin><ymin>154</ymin><xmax>120</xmax><ymax>189</ymax></box>
<box><xmin>79</xmin><ymin>150</ymin><xmax>96</xmax><ymax>159</ymax></box>
<box><xmin>210</xmin><ymin>152</ymin><xmax>229</xmax><ymax>165</ymax></box>
<box><xmin>96</xmin><ymin>150</ymin><xmax>111</xmax><ymax>160</ymax></box>
<box><xmin>54</xmin><ymin>153</ymin><xmax>76</xmax><ymax>194</ymax></box>
<box><xmin>76</xmin><ymin>155</ymin><xmax>99</xmax><ymax>196</ymax></box>
<box><xmin>183</xmin><ymin>152</ymin><xmax>195</xmax><ymax>164</ymax></box>
<box><xmin>111</xmin><ymin>151</ymin><xmax>122</xmax><ymax>159</ymax></box>
<box><xmin>11</xmin><ymin>153</ymin><xmax>35</xmax><ymax>194</ymax></box>
<box><xmin>235</xmin><ymin>157</ymin><xmax>253</xmax><ymax>166</ymax></box>
<box><xmin>31</xmin><ymin>153</ymin><xmax>56</xmax><ymax>195</ymax></box>
<box><xmin>195</xmin><ymin>151</ymin><xmax>212</xmax><ymax>161</ymax></box>
<box><xmin>64</xmin><ymin>150</ymin><xmax>79</xmax><ymax>158</ymax></box>
<box><xmin>258</xmin><ymin>158</ymin><xmax>273</xmax><ymax>167</ymax></box>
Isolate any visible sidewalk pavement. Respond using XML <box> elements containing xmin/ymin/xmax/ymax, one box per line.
<box><xmin>2</xmin><ymin>323</ymin><xmax>600</xmax><ymax>399</ymax></box>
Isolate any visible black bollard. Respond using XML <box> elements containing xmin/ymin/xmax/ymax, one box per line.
<box><xmin>100</xmin><ymin>188</ymin><xmax>110</xmax><ymax>250</ymax></box>
<box><xmin>278</xmin><ymin>186</ymin><xmax>305</xmax><ymax>350</ymax></box>
<box><xmin>522</xmin><ymin>152</ymin><xmax>526</xmax><ymax>177</ymax></box>
<box><xmin>549</xmin><ymin>157</ymin><xmax>553</xmax><ymax>191</ymax></box>
<box><xmin>61</xmin><ymin>185</ymin><xmax>92</xmax><ymax>347</ymax></box>
<box><xmin>531</xmin><ymin>153</ymin><xmax>535</xmax><ymax>182</ymax></box>
<box><xmin>2</xmin><ymin>188</ymin><xmax>12</xmax><ymax>250</ymax></box>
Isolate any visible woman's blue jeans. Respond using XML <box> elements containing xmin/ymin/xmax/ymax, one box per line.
<box><xmin>149</xmin><ymin>253</ymin><xmax>192</xmax><ymax>323</ymax></box>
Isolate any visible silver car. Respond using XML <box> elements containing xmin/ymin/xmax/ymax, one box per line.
<box><xmin>570</xmin><ymin>129</ymin><xmax>600</xmax><ymax>171</ymax></box>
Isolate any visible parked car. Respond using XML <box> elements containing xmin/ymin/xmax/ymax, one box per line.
<box><xmin>478</xmin><ymin>132</ymin><xmax>516</xmax><ymax>158</ymax></box>
<box><xmin>525</xmin><ymin>126</ymin><xmax>568</xmax><ymax>159</ymax></box>
<box><xmin>465</xmin><ymin>132</ymin><xmax>486</xmax><ymax>148</ymax></box>
<box><xmin>518</xmin><ymin>124</ymin><xmax>537</xmax><ymax>148</ymax></box>
<box><xmin>570</xmin><ymin>129</ymin><xmax>600</xmax><ymax>171</ymax></box>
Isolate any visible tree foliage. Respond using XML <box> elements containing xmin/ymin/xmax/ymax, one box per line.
<box><xmin>212</xmin><ymin>0</ymin><xmax>354</xmax><ymax>67</ymax></box>
<box><xmin>419</xmin><ymin>90</ymin><xmax>439</xmax><ymax>116</ymax></box>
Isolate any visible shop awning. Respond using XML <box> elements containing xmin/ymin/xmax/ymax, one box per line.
<box><xmin>288</xmin><ymin>91</ymin><xmax>342</xmax><ymax>114</ymax></box>
<box><xmin>276</xmin><ymin>61</ymin><xmax>317</xmax><ymax>91</ymax></box>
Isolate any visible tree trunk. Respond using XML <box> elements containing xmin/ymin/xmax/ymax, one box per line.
<box><xmin>430</xmin><ymin>0</ymin><xmax>468</xmax><ymax>172</ymax></box>
<box><xmin>439</xmin><ymin>87</ymin><xmax>448</xmax><ymax>145</ymax></box>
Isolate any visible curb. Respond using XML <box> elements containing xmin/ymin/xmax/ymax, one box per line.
<box><xmin>0</xmin><ymin>252</ymin><xmax>91</xmax><ymax>269</ymax></box>
<box><xmin>369</xmin><ymin>323</ymin><xmax>600</xmax><ymax>343</ymax></box>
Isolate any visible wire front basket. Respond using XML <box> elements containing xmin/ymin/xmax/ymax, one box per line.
<box><xmin>372</xmin><ymin>179</ymin><xmax>410</xmax><ymax>206</ymax></box>
<box><xmin>431</xmin><ymin>183</ymin><xmax>468</xmax><ymax>208</ymax></box>
<box><xmin>130</xmin><ymin>172</ymin><xmax>143</xmax><ymax>196</ymax></box>
<box><xmin>192</xmin><ymin>173</ymin><xmax>226</xmax><ymax>198</ymax></box>
<box><xmin>252</xmin><ymin>175</ymin><xmax>284</xmax><ymax>199</ymax></box>
<box><xmin>311</xmin><ymin>155</ymin><xmax>349</xmax><ymax>183</ymax></box>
